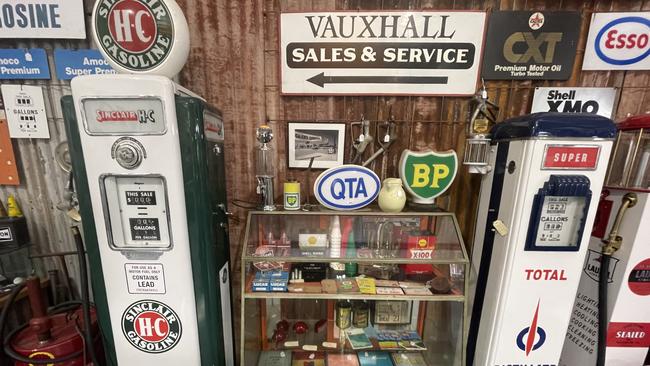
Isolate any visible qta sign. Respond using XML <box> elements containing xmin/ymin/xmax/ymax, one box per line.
<box><xmin>121</xmin><ymin>299</ymin><xmax>182</xmax><ymax>353</ymax></box>
<box><xmin>92</xmin><ymin>0</ymin><xmax>190</xmax><ymax>77</ymax></box>
<box><xmin>583</xmin><ymin>12</ymin><xmax>650</xmax><ymax>70</ymax></box>
<box><xmin>531</xmin><ymin>87</ymin><xmax>616</xmax><ymax>118</ymax></box>
<box><xmin>482</xmin><ymin>11</ymin><xmax>580</xmax><ymax>80</ymax></box>
<box><xmin>399</xmin><ymin>149</ymin><xmax>457</xmax><ymax>204</ymax></box>
<box><xmin>280</xmin><ymin>11</ymin><xmax>487</xmax><ymax>95</ymax></box>
<box><xmin>314</xmin><ymin>165</ymin><xmax>380</xmax><ymax>210</ymax></box>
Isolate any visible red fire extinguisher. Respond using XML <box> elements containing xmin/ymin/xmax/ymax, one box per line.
<box><xmin>1</xmin><ymin>227</ymin><xmax>103</xmax><ymax>365</ymax></box>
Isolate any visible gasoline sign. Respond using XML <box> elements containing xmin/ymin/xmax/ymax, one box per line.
<box><xmin>399</xmin><ymin>149</ymin><xmax>457</xmax><ymax>204</ymax></box>
<box><xmin>122</xmin><ymin>299</ymin><xmax>182</xmax><ymax>353</ymax></box>
<box><xmin>531</xmin><ymin>87</ymin><xmax>617</xmax><ymax>118</ymax></box>
<box><xmin>314</xmin><ymin>165</ymin><xmax>380</xmax><ymax>210</ymax></box>
<box><xmin>280</xmin><ymin>11</ymin><xmax>487</xmax><ymax>95</ymax></box>
<box><xmin>92</xmin><ymin>0</ymin><xmax>190</xmax><ymax>77</ymax></box>
<box><xmin>482</xmin><ymin>11</ymin><xmax>580</xmax><ymax>80</ymax></box>
<box><xmin>0</xmin><ymin>0</ymin><xmax>85</xmax><ymax>39</ymax></box>
<box><xmin>583</xmin><ymin>12</ymin><xmax>650</xmax><ymax>70</ymax></box>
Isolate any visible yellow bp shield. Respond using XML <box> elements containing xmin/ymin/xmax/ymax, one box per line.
<box><xmin>399</xmin><ymin>149</ymin><xmax>458</xmax><ymax>204</ymax></box>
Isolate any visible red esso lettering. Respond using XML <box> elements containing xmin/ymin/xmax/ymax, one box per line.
<box><xmin>108</xmin><ymin>0</ymin><xmax>157</xmax><ymax>53</ymax></box>
<box><xmin>605</xmin><ymin>29</ymin><xmax>649</xmax><ymax>50</ymax></box>
<box><xmin>134</xmin><ymin>311</ymin><xmax>169</xmax><ymax>342</ymax></box>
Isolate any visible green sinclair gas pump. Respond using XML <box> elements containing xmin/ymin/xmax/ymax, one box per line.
<box><xmin>60</xmin><ymin>0</ymin><xmax>234</xmax><ymax>365</ymax></box>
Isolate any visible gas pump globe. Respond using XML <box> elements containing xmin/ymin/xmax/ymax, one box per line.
<box><xmin>605</xmin><ymin>114</ymin><xmax>650</xmax><ymax>189</ymax></box>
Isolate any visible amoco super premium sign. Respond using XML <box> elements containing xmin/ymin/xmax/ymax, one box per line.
<box><xmin>92</xmin><ymin>0</ymin><xmax>189</xmax><ymax>77</ymax></box>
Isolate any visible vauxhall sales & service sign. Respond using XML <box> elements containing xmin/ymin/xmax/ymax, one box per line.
<box><xmin>482</xmin><ymin>11</ymin><xmax>580</xmax><ymax>80</ymax></box>
<box><xmin>583</xmin><ymin>12</ymin><xmax>650</xmax><ymax>70</ymax></box>
<box><xmin>280</xmin><ymin>12</ymin><xmax>487</xmax><ymax>95</ymax></box>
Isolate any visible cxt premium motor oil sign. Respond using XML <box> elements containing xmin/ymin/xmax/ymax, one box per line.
<box><xmin>280</xmin><ymin>11</ymin><xmax>486</xmax><ymax>95</ymax></box>
<box><xmin>482</xmin><ymin>11</ymin><xmax>580</xmax><ymax>80</ymax></box>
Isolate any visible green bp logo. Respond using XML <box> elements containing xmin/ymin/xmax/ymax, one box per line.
<box><xmin>399</xmin><ymin>149</ymin><xmax>458</xmax><ymax>204</ymax></box>
<box><xmin>122</xmin><ymin>299</ymin><xmax>182</xmax><ymax>353</ymax></box>
<box><xmin>95</xmin><ymin>0</ymin><xmax>174</xmax><ymax>71</ymax></box>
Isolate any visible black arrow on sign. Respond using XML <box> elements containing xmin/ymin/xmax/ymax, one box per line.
<box><xmin>306</xmin><ymin>72</ymin><xmax>448</xmax><ymax>88</ymax></box>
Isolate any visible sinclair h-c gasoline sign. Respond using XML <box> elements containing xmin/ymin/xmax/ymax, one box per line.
<box><xmin>280</xmin><ymin>12</ymin><xmax>487</xmax><ymax>95</ymax></box>
<box><xmin>92</xmin><ymin>0</ymin><xmax>190</xmax><ymax>78</ymax></box>
<box><xmin>482</xmin><ymin>11</ymin><xmax>580</xmax><ymax>80</ymax></box>
<box><xmin>583</xmin><ymin>12</ymin><xmax>650</xmax><ymax>70</ymax></box>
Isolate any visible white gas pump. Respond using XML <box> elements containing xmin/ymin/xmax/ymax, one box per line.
<box><xmin>560</xmin><ymin>115</ymin><xmax>650</xmax><ymax>366</ymax></box>
<box><xmin>59</xmin><ymin>1</ymin><xmax>235</xmax><ymax>365</ymax></box>
<box><xmin>466</xmin><ymin>113</ymin><xmax>616</xmax><ymax>366</ymax></box>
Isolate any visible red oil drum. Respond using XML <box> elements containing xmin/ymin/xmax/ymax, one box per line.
<box><xmin>10</xmin><ymin>307</ymin><xmax>101</xmax><ymax>366</ymax></box>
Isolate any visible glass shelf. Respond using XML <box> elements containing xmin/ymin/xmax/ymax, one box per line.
<box><xmin>243</xmin><ymin>210</ymin><xmax>468</xmax><ymax>265</ymax></box>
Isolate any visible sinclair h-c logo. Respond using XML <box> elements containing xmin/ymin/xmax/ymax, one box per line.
<box><xmin>122</xmin><ymin>299</ymin><xmax>182</xmax><ymax>353</ymax></box>
<box><xmin>96</xmin><ymin>109</ymin><xmax>157</xmax><ymax>124</ymax></box>
<box><xmin>516</xmin><ymin>300</ymin><xmax>547</xmax><ymax>356</ymax></box>
<box><xmin>94</xmin><ymin>0</ymin><xmax>174</xmax><ymax>71</ymax></box>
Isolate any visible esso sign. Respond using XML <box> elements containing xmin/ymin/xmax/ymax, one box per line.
<box><xmin>92</xmin><ymin>0</ymin><xmax>190</xmax><ymax>77</ymax></box>
<box><xmin>314</xmin><ymin>165</ymin><xmax>380</xmax><ymax>210</ymax></box>
<box><xmin>584</xmin><ymin>13</ymin><xmax>650</xmax><ymax>70</ymax></box>
<box><xmin>596</xmin><ymin>16</ymin><xmax>650</xmax><ymax>65</ymax></box>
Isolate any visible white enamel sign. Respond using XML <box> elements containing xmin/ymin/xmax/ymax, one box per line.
<box><xmin>280</xmin><ymin>11</ymin><xmax>487</xmax><ymax>95</ymax></box>
<box><xmin>531</xmin><ymin>87</ymin><xmax>617</xmax><ymax>118</ymax></box>
<box><xmin>0</xmin><ymin>0</ymin><xmax>85</xmax><ymax>39</ymax></box>
<box><xmin>125</xmin><ymin>263</ymin><xmax>166</xmax><ymax>294</ymax></box>
<box><xmin>583</xmin><ymin>12</ymin><xmax>650</xmax><ymax>70</ymax></box>
<box><xmin>314</xmin><ymin>165</ymin><xmax>380</xmax><ymax>210</ymax></box>
<box><xmin>1</xmin><ymin>85</ymin><xmax>49</xmax><ymax>138</ymax></box>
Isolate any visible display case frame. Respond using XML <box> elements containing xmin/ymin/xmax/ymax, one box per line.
<box><xmin>240</xmin><ymin>209</ymin><xmax>470</xmax><ymax>366</ymax></box>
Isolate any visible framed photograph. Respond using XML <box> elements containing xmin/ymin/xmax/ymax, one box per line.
<box><xmin>288</xmin><ymin>122</ymin><xmax>345</xmax><ymax>169</ymax></box>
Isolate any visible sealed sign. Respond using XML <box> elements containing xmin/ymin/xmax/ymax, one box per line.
<box><xmin>583</xmin><ymin>12</ymin><xmax>650</xmax><ymax>70</ymax></box>
<box><xmin>0</xmin><ymin>48</ymin><xmax>49</xmax><ymax>80</ymax></box>
<box><xmin>1</xmin><ymin>85</ymin><xmax>49</xmax><ymax>138</ymax></box>
<box><xmin>314</xmin><ymin>165</ymin><xmax>380</xmax><ymax>210</ymax></box>
<box><xmin>531</xmin><ymin>87</ymin><xmax>616</xmax><ymax>118</ymax></box>
<box><xmin>0</xmin><ymin>0</ymin><xmax>85</xmax><ymax>39</ymax></box>
<box><xmin>125</xmin><ymin>263</ymin><xmax>166</xmax><ymax>294</ymax></box>
<box><xmin>280</xmin><ymin>11</ymin><xmax>487</xmax><ymax>95</ymax></box>
<box><xmin>53</xmin><ymin>49</ymin><xmax>115</xmax><ymax>80</ymax></box>
<box><xmin>482</xmin><ymin>11</ymin><xmax>580</xmax><ymax>80</ymax></box>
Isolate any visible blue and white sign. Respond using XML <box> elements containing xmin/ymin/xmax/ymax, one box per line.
<box><xmin>0</xmin><ymin>48</ymin><xmax>49</xmax><ymax>79</ymax></box>
<box><xmin>0</xmin><ymin>0</ymin><xmax>85</xmax><ymax>39</ymax></box>
<box><xmin>583</xmin><ymin>12</ymin><xmax>650</xmax><ymax>70</ymax></box>
<box><xmin>314</xmin><ymin>165</ymin><xmax>380</xmax><ymax>210</ymax></box>
<box><xmin>54</xmin><ymin>49</ymin><xmax>115</xmax><ymax>80</ymax></box>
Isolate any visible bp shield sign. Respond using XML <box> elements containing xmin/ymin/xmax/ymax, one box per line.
<box><xmin>399</xmin><ymin>149</ymin><xmax>458</xmax><ymax>204</ymax></box>
<box><xmin>92</xmin><ymin>0</ymin><xmax>190</xmax><ymax>77</ymax></box>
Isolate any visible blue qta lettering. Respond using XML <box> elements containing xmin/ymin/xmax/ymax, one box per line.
<box><xmin>331</xmin><ymin>178</ymin><xmax>345</xmax><ymax>199</ymax></box>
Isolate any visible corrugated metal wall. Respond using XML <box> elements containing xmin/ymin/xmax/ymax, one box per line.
<box><xmin>0</xmin><ymin>0</ymin><xmax>95</xmax><ymax>297</ymax></box>
<box><xmin>1</xmin><ymin>0</ymin><xmax>650</xmax><ymax>354</ymax></box>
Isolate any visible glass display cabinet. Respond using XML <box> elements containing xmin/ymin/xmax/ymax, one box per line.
<box><xmin>240</xmin><ymin>210</ymin><xmax>469</xmax><ymax>366</ymax></box>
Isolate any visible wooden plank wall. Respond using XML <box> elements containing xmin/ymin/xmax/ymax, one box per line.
<box><xmin>176</xmin><ymin>0</ymin><xmax>650</xmax><ymax>349</ymax></box>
